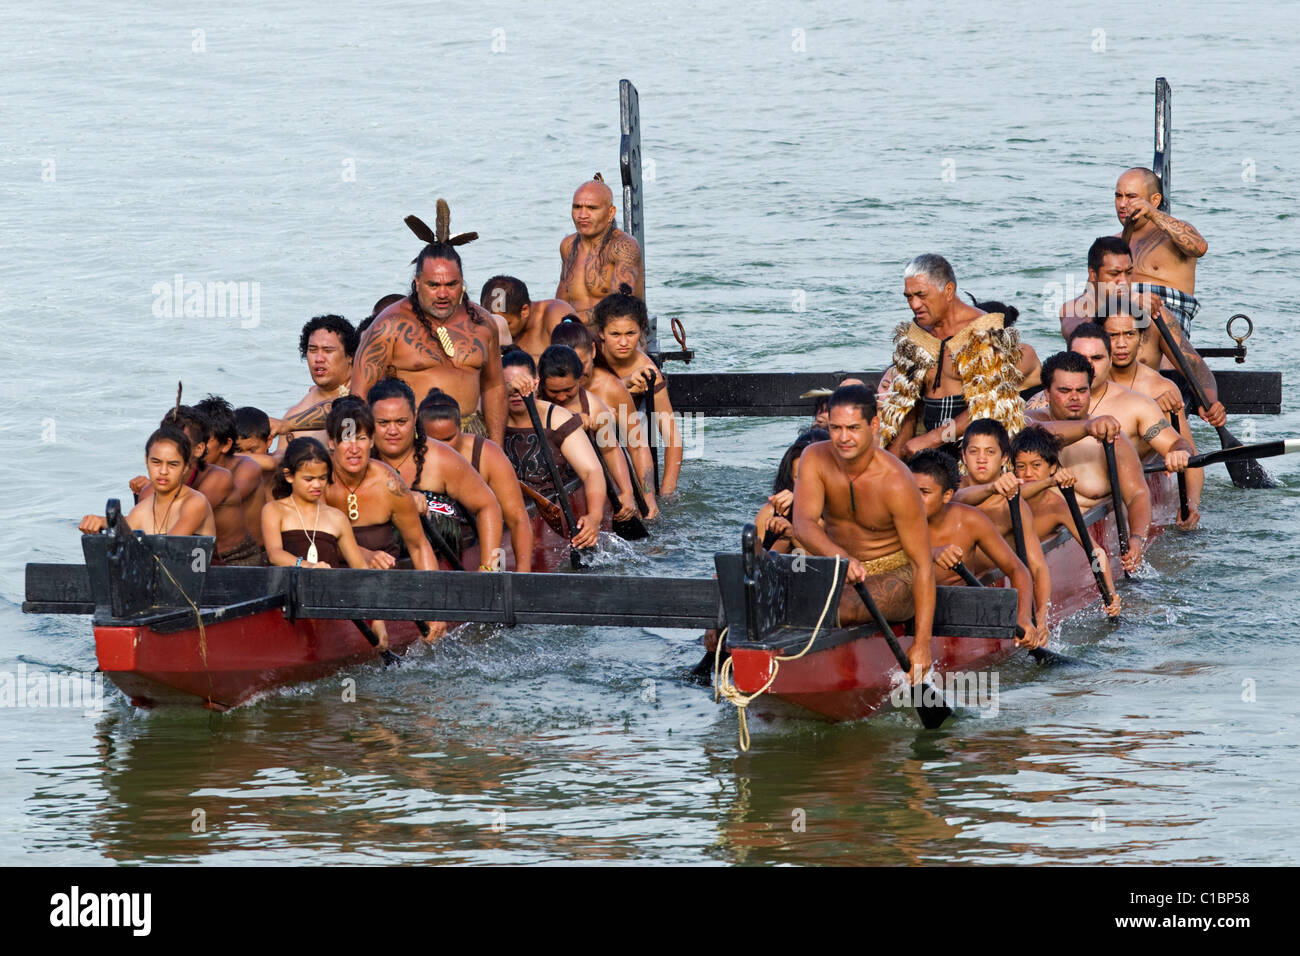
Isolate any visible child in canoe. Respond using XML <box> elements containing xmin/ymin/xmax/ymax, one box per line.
<box><xmin>262</xmin><ymin>437</ymin><xmax>388</xmax><ymax>648</ymax></box>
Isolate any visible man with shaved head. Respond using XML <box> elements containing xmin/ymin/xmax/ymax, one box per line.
<box><xmin>1113</xmin><ymin>166</ymin><xmax>1207</xmax><ymax>336</ymax></box>
<box><xmin>556</xmin><ymin>175</ymin><xmax>644</xmax><ymax>330</ymax></box>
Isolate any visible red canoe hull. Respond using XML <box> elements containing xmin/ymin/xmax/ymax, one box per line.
<box><xmin>97</xmin><ymin>482</ymin><xmax>610</xmax><ymax>710</ymax></box>
<box><xmin>95</xmin><ymin>614</ymin><xmax>425</xmax><ymax>711</ymax></box>
<box><xmin>730</xmin><ymin>472</ymin><xmax>1179</xmax><ymax>723</ymax></box>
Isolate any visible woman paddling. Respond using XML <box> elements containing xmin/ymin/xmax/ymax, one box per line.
<box><xmin>593</xmin><ymin>285</ymin><xmax>682</xmax><ymax>496</ymax></box>
<box><xmin>368</xmin><ymin>376</ymin><xmax>503</xmax><ymax>568</ymax></box>
<box><xmin>500</xmin><ymin>348</ymin><xmax>606</xmax><ymax>550</ymax></box>
<box><xmin>538</xmin><ymin>344</ymin><xmax>639</xmax><ymax>524</ymax></box>
<box><xmin>551</xmin><ymin>317</ymin><xmax>658</xmax><ymax>519</ymax></box>
<box><xmin>261</xmin><ymin>438</ymin><xmax>388</xmax><ymax>649</ymax></box>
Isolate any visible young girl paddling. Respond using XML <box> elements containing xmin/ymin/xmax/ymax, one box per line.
<box><xmin>261</xmin><ymin>438</ymin><xmax>388</xmax><ymax>648</ymax></box>
<box><xmin>593</xmin><ymin>286</ymin><xmax>682</xmax><ymax>496</ymax></box>
<box><xmin>79</xmin><ymin>427</ymin><xmax>216</xmax><ymax>536</ymax></box>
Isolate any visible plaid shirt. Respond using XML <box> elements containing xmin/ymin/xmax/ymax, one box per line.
<box><xmin>1134</xmin><ymin>283</ymin><xmax>1200</xmax><ymax>337</ymax></box>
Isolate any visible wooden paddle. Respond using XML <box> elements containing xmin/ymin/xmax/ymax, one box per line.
<box><xmin>1102</xmin><ymin>439</ymin><xmax>1132</xmax><ymax>578</ymax></box>
<box><xmin>641</xmin><ymin>368</ymin><xmax>661</xmax><ymax>495</ymax></box>
<box><xmin>588</xmin><ymin>433</ymin><xmax>649</xmax><ymax>541</ymax></box>
<box><xmin>419</xmin><ymin>513</ymin><xmax>466</xmax><ymax>571</ymax></box>
<box><xmin>520</xmin><ymin>392</ymin><xmax>587</xmax><ymax>569</ymax></box>
<box><xmin>1060</xmin><ymin>485</ymin><xmax>1118</xmax><ymax>612</ymax></box>
<box><xmin>1168</xmin><ymin>410</ymin><xmax>1191</xmax><ymax>522</ymax></box>
<box><xmin>1144</xmin><ymin>436</ymin><xmax>1300</xmax><ymax>473</ymax></box>
<box><xmin>1007</xmin><ymin>491</ymin><xmax>1061</xmax><ymax>656</ymax></box>
<box><xmin>1008</xmin><ymin>491</ymin><xmax>1029</xmax><ymax>565</ymax></box>
<box><xmin>950</xmin><ymin>562</ymin><xmax>1090</xmax><ymax>668</ymax></box>
<box><xmin>352</xmin><ymin>619</ymin><xmax>401</xmax><ymax>667</ymax></box>
<box><xmin>620</xmin><ymin>444</ymin><xmax>653</xmax><ymax>518</ymax></box>
<box><xmin>851</xmin><ymin>580</ymin><xmax>951</xmax><ymax>729</ymax></box>
<box><xmin>519</xmin><ymin>482</ymin><xmax>567</xmax><ymax>537</ymax></box>
<box><xmin>1148</xmin><ymin>307</ymin><xmax>1276</xmax><ymax>488</ymax></box>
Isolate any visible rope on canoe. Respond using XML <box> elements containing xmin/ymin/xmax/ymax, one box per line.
<box><xmin>151</xmin><ymin>553</ymin><xmax>214</xmax><ymax>707</ymax></box>
<box><xmin>715</xmin><ymin>556</ymin><xmax>842</xmax><ymax>751</ymax></box>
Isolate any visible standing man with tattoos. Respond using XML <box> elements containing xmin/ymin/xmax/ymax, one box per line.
<box><xmin>1114</xmin><ymin>166</ymin><xmax>1208</xmax><ymax>338</ymax></box>
<box><xmin>556</xmin><ymin>175</ymin><xmax>644</xmax><ymax>332</ymax></box>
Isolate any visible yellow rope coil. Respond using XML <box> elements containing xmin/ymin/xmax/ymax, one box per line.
<box><xmin>714</xmin><ymin>557</ymin><xmax>843</xmax><ymax>751</ymax></box>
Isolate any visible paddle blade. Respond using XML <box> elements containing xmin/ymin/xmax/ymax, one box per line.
<box><xmin>1028</xmin><ymin>647</ymin><xmax>1095</xmax><ymax>669</ymax></box>
<box><xmin>1224</xmin><ymin>456</ymin><xmax>1278</xmax><ymax>489</ymax></box>
<box><xmin>613</xmin><ymin>515</ymin><xmax>650</xmax><ymax>541</ymax></box>
<box><xmin>686</xmin><ymin>649</ymin><xmax>720</xmax><ymax>686</ymax></box>
<box><xmin>897</xmin><ymin>682</ymin><xmax>953</xmax><ymax>729</ymax></box>
<box><xmin>1214</xmin><ymin>426</ymin><xmax>1280</xmax><ymax>488</ymax></box>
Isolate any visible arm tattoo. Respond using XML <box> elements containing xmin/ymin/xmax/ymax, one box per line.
<box><xmin>1142</xmin><ymin>421</ymin><xmax>1166</xmax><ymax>443</ymax></box>
<box><xmin>1151</xmin><ymin>210</ymin><xmax>1208</xmax><ymax>258</ymax></box>
<box><xmin>609</xmin><ymin>234</ymin><xmax>643</xmax><ymax>292</ymax></box>
<box><xmin>357</xmin><ymin>330</ymin><xmax>395</xmax><ymax>390</ymax></box>
<box><xmin>283</xmin><ymin>400</ymin><xmax>333</xmax><ymax>432</ymax></box>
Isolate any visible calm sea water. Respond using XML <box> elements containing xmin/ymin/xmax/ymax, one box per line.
<box><xmin>2</xmin><ymin>0</ymin><xmax>1298</xmax><ymax>865</ymax></box>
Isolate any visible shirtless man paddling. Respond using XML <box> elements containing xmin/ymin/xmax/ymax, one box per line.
<box><xmin>481</xmin><ymin>275</ymin><xmax>575</xmax><ymax>363</ymax></box>
<box><xmin>197</xmin><ymin>395</ymin><xmax>270</xmax><ymax>554</ymax></box>
<box><xmin>1026</xmin><ymin>351</ymin><xmax>1156</xmax><ymax>573</ymax></box>
<box><xmin>351</xmin><ymin>244</ymin><xmax>506</xmax><ymax>445</ymax></box>
<box><xmin>278</xmin><ymin>315</ymin><xmax>357</xmax><ymax>448</ymax></box>
<box><xmin>792</xmin><ymin>384</ymin><xmax>936</xmax><ymax>681</ymax></box>
<box><xmin>1064</xmin><ymin>321</ymin><xmax>1199</xmax><ymax>529</ymax></box>
<box><xmin>1059</xmin><ymin>237</ymin><xmax>1225</xmax><ymax>427</ymax></box>
<box><xmin>272</xmin><ymin>244</ymin><xmax>506</xmax><ymax>447</ymax></box>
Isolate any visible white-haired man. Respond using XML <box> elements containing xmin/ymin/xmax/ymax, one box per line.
<box><xmin>877</xmin><ymin>254</ymin><xmax>1038</xmax><ymax>460</ymax></box>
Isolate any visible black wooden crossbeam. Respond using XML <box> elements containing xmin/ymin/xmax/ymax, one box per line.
<box><xmin>26</xmin><ymin>560</ymin><xmax>1019</xmax><ymax>641</ymax></box>
<box><xmin>664</xmin><ymin>369</ymin><xmax>1281</xmax><ymax>417</ymax></box>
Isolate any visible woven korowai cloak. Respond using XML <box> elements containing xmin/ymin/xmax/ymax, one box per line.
<box><xmin>877</xmin><ymin>312</ymin><xmax>1026</xmax><ymax>446</ymax></box>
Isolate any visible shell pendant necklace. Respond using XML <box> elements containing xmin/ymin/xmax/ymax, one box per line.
<box><xmin>338</xmin><ymin>471</ymin><xmax>364</xmax><ymax>521</ymax></box>
<box><xmin>289</xmin><ymin>495</ymin><xmax>321</xmax><ymax>564</ymax></box>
